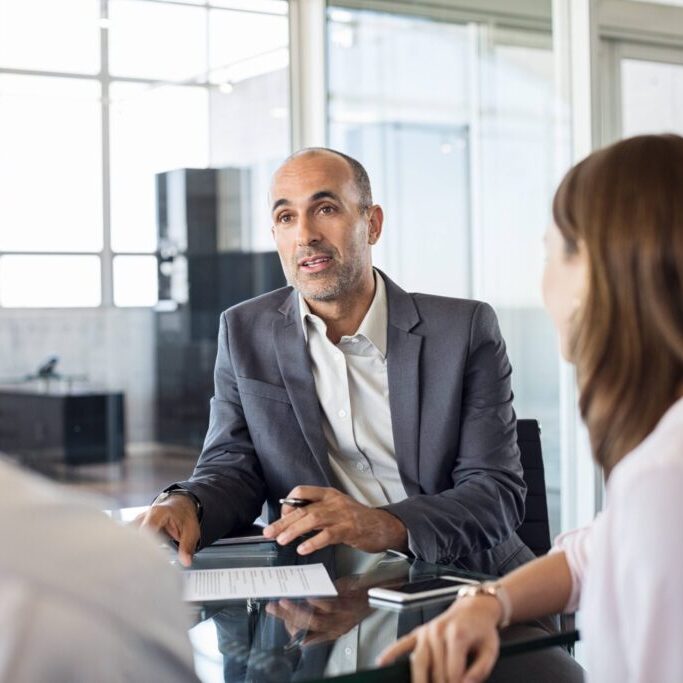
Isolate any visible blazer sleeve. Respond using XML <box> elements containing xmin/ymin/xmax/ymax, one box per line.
<box><xmin>382</xmin><ymin>302</ymin><xmax>526</xmax><ymax>564</ymax></box>
<box><xmin>172</xmin><ymin>312</ymin><xmax>267</xmax><ymax>547</ymax></box>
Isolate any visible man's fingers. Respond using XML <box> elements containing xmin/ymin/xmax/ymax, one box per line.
<box><xmin>265</xmin><ymin>602</ymin><xmax>284</xmax><ymax>617</ymax></box>
<box><xmin>265</xmin><ymin>602</ymin><xmax>286</xmax><ymax>619</ymax></box>
<box><xmin>297</xmin><ymin>528</ymin><xmax>334</xmax><ymax>555</ymax></box>
<box><xmin>177</xmin><ymin>526</ymin><xmax>199</xmax><ymax>568</ymax></box>
<box><xmin>305</xmin><ymin>598</ymin><xmax>336</xmax><ymax>613</ymax></box>
<box><xmin>267</xmin><ymin>600</ymin><xmax>316</xmax><ymax>631</ymax></box>
<box><xmin>287</xmin><ymin>485</ymin><xmax>328</xmax><ymax>502</ymax></box>
<box><xmin>271</xmin><ymin>507</ymin><xmax>333</xmax><ymax>546</ymax></box>
<box><xmin>278</xmin><ymin>599</ymin><xmax>330</xmax><ymax>632</ymax></box>
<box><xmin>166</xmin><ymin>518</ymin><xmax>182</xmax><ymax>542</ymax></box>
<box><xmin>263</xmin><ymin>506</ymin><xmax>308</xmax><ymax>539</ymax></box>
<box><xmin>138</xmin><ymin>507</ymin><xmax>167</xmax><ymax>533</ymax></box>
<box><xmin>130</xmin><ymin>509</ymin><xmax>149</xmax><ymax>528</ymax></box>
<box><xmin>376</xmin><ymin>633</ymin><xmax>418</xmax><ymax>665</ymax></box>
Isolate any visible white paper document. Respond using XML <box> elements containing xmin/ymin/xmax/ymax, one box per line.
<box><xmin>183</xmin><ymin>563</ymin><xmax>338</xmax><ymax>602</ymax></box>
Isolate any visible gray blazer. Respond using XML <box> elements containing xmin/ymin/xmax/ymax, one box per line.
<box><xmin>176</xmin><ymin>271</ymin><xmax>531</xmax><ymax>571</ymax></box>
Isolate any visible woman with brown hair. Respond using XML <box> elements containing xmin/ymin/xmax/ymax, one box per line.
<box><xmin>378</xmin><ymin>134</ymin><xmax>683</xmax><ymax>683</ymax></box>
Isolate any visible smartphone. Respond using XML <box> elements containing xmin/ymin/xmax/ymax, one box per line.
<box><xmin>367</xmin><ymin>575</ymin><xmax>480</xmax><ymax>604</ymax></box>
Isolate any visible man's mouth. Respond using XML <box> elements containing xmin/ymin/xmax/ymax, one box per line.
<box><xmin>298</xmin><ymin>255</ymin><xmax>334</xmax><ymax>272</ymax></box>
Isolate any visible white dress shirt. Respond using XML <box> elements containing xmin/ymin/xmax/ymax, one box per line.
<box><xmin>553</xmin><ymin>396</ymin><xmax>683</xmax><ymax>682</ymax></box>
<box><xmin>298</xmin><ymin>270</ymin><xmax>408</xmax><ymax>510</ymax></box>
<box><xmin>0</xmin><ymin>459</ymin><xmax>197</xmax><ymax>683</ymax></box>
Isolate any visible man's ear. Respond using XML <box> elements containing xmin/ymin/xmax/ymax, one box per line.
<box><xmin>271</xmin><ymin>225</ymin><xmax>275</xmax><ymax>241</ymax></box>
<box><xmin>367</xmin><ymin>205</ymin><xmax>384</xmax><ymax>245</ymax></box>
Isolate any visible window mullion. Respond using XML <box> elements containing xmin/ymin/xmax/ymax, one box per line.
<box><xmin>100</xmin><ymin>0</ymin><xmax>113</xmax><ymax>307</ymax></box>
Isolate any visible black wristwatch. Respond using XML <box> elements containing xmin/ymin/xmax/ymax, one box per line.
<box><xmin>154</xmin><ymin>487</ymin><xmax>203</xmax><ymax>522</ymax></box>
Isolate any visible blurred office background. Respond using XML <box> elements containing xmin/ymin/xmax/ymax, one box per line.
<box><xmin>1</xmin><ymin>0</ymin><xmax>682</xmax><ymax>539</ymax></box>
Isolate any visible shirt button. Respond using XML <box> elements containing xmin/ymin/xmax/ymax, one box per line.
<box><xmin>350</xmin><ymin>338</ymin><xmax>359</xmax><ymax>344</ymax></box>
<box><xmin>338</xmin><ymin>409</ymin><xmax>347</xmax><ymax>418</ymax></box>
<box><xmin>356</xmin><ymin>462</ymin><xmax>365</xmax><ymax>471</ymax></box>
<box><xmin>345</xmin><ymin>647</ymin><xmax>353</xmax><ymax>656</ymax></box>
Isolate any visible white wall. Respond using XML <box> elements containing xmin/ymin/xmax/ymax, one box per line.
<box><xmin>0</xmin><ymin>308</ymin><xmax>156</xmax><ymax>443</ymax></box>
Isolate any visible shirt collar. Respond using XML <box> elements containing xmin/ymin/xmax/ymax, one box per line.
<box><xmin>298</xmin><ymin>269</ymin><xmax>388</xmax><ymax>357</ymax></box>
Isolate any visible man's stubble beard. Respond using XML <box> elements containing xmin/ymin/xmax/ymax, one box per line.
<box><xmin>291</xmin><ymin>258</ymin><xmax>365</xmax><ymax>302</ymax></box>
<box><xmin>287</xmin><ymin>243</ymin><xmax>364</xmax><ymax>301</ymax></box>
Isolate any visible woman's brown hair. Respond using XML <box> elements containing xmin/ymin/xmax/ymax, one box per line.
<box><xmin>553</xmin><ymin>134</ymin><xmax>683</xmax><ymax>475</ymax></box>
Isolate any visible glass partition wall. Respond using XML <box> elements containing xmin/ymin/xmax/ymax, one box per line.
<box><xmin>328</xmin><ymin>5</ymin><xmax>567</xmax><ymax>537</ymax></box>
<box><xmin>3</xmin><ymin>0</ymin><xmax>682</xmax><ymax>537</ymax></box>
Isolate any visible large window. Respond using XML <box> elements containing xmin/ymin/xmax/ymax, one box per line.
<box><xmin>0</xmin><ymin>0</ymin><xmax>289</xmax><ymax>308</ymax></box>
<box><xmin>621</xmin><ymin>55</ymin><xmax>683</xmax><ymax>137</ymax></box>
<box><xmin>328</xmin><ymin>7</ymin><xmax>567</xmax><ymax>536</ymax></box>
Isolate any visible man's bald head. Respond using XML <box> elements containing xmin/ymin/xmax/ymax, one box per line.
<box><xmin>275</xmin><ymin>147</ymin><xmax>373</xmax><ymax>214</ymax></box>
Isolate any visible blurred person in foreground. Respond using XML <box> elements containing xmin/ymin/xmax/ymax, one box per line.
<box><xmin>379</xmin><ymin>134</ymin><xmax>683</xmax><ymax>683</ymax></box>
<box><xmin>0</xmin><ymin>457</ymin><xmax>197</xmax><ymax>682</ymax></box>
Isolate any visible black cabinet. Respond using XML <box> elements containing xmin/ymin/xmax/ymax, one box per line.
<box><xmin>155</xmin><ymin>167</ymin><xmax>286</xmax><ymax>447</ymax></box>
<box><xmin>0</xmin><ymin>389</ymin><xmax>125</xmax><ymax>465</ymax></box>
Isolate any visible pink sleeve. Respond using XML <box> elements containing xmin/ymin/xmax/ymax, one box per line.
<box><xmin>549</xmin><ymin>521</ymin><xmax>595</xmax><ymax>613</ymax></box>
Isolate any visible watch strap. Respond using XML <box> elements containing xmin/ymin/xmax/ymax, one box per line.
<box><xmin>457</xmin><ymin>581</ymin><xmax>512</xmax><ymax>628</ymax></box>
<box><xmin>155</xmin><ymin>486</ymin><xmax>203</xmax><ymax>523</ymax></box>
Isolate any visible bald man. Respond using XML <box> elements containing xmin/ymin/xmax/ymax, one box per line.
<box><xmin>139</xmin><ymin>148</ymin><xmax>531</xmax><ymax>575</ymax></box>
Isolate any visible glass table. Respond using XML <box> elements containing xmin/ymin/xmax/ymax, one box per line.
<box><xmin>181</xmin><ymin>539</ymin><xmax>582</xmax><ymax>683</ymax></box>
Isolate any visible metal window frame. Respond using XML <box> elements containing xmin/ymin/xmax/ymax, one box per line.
<box><xmin>0</xmin><ymin>0</ymin><xmax>291</xmax><ymax>310</ymax></box>
<box><xmin>601</xmin><ymin>38</ymin><xmax>683</xmax><ymax>145</ymax></box>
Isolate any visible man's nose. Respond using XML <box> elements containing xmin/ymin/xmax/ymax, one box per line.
<box><xmin>295</xmin><ymin>215</ymin><xmax>321</xmax><ymax>246</ymax></box>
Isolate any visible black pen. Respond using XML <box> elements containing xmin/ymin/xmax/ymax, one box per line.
<box><xmin>279</xmin><ymin>497</ymin><xmax>312</xmax><ymax>508</ymax></box>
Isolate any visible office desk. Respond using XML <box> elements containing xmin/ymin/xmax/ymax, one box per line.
<box><xmin>184</xmin><ymin>542</ymin><xmax>582</xmax><ymax>683</ymax></box>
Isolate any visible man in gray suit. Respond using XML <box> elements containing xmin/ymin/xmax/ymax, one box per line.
<box><xmin>140</xmin><ymin>148</ymin><xmax>530</xmax><ymax>573</ymax></box>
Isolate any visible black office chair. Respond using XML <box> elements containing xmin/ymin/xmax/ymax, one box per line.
<box><xmin>516</xmin><ymin>419</ymin><xmax>552</xmax><ymax>557</ymax></box>
<box><xmin>517</xmin><ymin>419</ymin><xmax>579</xmax><ymax>655</ymax></box>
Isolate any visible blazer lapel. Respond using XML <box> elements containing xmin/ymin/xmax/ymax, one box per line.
<box><xmin>273</xmin><ymin>291</ymin><xmax>334</xmax><ymax>485</ymax></box>
<box><xmin>382</xmin><ymin>271</ymin><xmax>423</xmax><ymax>496</ymax></box>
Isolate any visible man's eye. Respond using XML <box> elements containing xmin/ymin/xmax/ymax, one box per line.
<box><xmin>320</xmin><ymin>205</ymin><xmax>335</xmax><ymax>215</ymax></box>
<box><xmin>278</xmin><ymin>214</ymin><xmax>292</xmax><ymax>224</ymax></box>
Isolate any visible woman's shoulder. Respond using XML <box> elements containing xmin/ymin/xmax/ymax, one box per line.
<box><xmin>609</xmin><ymin>397</ymin><xmax>683</xmax><ymax>498</ymax></box>
<box><xmin>606</xmin><ymin>400</ymin><xmax>683</xmax><ymax>564</ymax></box>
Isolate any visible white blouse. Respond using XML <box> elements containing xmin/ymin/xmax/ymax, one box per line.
<box><xmin>553</xmin><ymin>397</ymin><xmax>683</xmax><ymax>683</ymax></box>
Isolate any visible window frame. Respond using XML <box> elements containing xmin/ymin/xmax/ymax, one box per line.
<box><xmin>0</xmin><ymin>0</ymin><xmax>290</xmax><ymax>309</ymax></box>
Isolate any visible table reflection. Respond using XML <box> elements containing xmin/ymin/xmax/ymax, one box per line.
<box><xmin>186</xmin><ymin>543</ymin><xmax>582</xmax><ymax>683</ymax></box>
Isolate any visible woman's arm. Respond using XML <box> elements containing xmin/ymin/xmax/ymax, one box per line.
<box><xmin>377</xmin><ymin>550</ymin><xmax>573</xmax><ymax>683</ymax></box>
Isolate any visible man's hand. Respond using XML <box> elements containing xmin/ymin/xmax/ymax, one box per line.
<box><xmin>266</xmin><ymin>592</ymin><xmax>373</xmax><ymax>647</ymax></box>
<box><xmin>133</xmin><ymin>494</ymin><xmax>200</xmax><ymax>567</ymax></box>
<box><xmin>262</xmin><ymin>486</ymin><xmax>408</xmax><ymax>555</ymax></box>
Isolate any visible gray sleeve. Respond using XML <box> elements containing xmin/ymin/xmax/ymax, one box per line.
<box><xmin>383</xmin><ymin>301</ymin><xmax>526</xmax><ymax>564</ymax></box>
<box><xmin>173</xmin><ymin>312</ymin><xmax>267</xmax><ymax>547</ymax></box>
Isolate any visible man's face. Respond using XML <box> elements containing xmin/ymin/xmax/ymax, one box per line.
<box><xmin>270</xmin><ymin>153</ymin><xmax>381</xmax><ymax>302</ymax></box>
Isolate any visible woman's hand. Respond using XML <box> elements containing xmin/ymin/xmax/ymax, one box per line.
<box><xmin>377</xmin><ymin>596</ymin><xmax>502</xmax><ymax>683</ymax></box>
